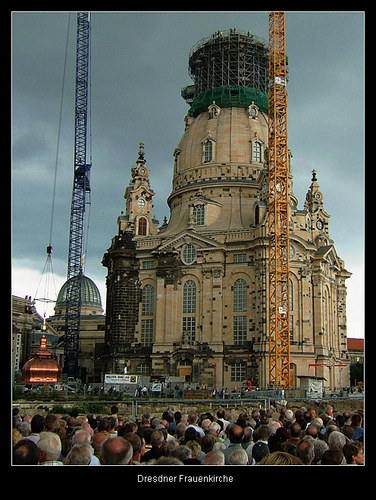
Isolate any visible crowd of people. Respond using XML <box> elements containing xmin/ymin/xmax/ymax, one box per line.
<box><xmin>12</xmin><ymin>403</ymin><xmax>364</xmax><ymax>466</ymax></box>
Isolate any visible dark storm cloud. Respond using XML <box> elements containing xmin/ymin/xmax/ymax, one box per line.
<box><xmin>12</xmin><ymin>11</ymin><xmax>364</xmax><ymax>334</ymax></box>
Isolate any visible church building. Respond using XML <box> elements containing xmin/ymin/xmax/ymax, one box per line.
<box><xmin>101</xmin><ymin>29</ymin><xmax>351</xmax><ymax>390</ymax></box>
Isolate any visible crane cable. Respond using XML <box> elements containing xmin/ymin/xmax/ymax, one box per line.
<box><xmin>34</xmin><ymin>13</ymin><xmax>71</xmax><ymax>318</ymax></box>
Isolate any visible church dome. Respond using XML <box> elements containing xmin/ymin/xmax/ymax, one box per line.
<box><xmin>54</xmin><ymin>275</ymin><xmax>103</xmax><ymax>316</ymax></box>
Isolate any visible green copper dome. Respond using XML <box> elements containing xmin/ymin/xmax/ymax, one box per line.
<box><xmin>55</xmin><ymin>275</ymin><xmax>102</xmax><ymax>312</ymax></box>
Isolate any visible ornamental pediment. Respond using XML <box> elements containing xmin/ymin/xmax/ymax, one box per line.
<box><xmin>313</xmin><ymin>244</ymin><xmax>341</xmax><ymax>270</ymax></box>
<box><xmin>153</xmin><ymin>230</ymin><xmax>221</xmax><ymax>254</ymax></box>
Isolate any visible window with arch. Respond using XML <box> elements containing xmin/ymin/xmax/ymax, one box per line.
<box><xmin>183</xmin><ymin>280</ymin><xmax>197</xmax><ymax>345</ymax></box>
<box><xmin>204</xmin><ymin>140</ymin><xmax>213</xmax><ymax>162</ymax></box>
<box><xmin>141</xmin><ymin>284</ymin><xmax>154</xmax><ymax>346</ymax></box>
<box><xmin>142</xmin><ymin>284</ymin><xmax>154</xmax><ymax>316</ymax></box>
<box><xmin>138</xmin><ymin>217</ymin><xmax>147</xmax><ymax>236</ymax></box>
<box><xmin>193</xmin><ymin>204</ymin><xmax>205</xmax><ymax>225</ymax></box>
<box><xmin>183</xmin><ymin>280</ymin><xmax>196</xmax><ymax>313</ymax></box>
<box><xmin>233</xmin><ymin>278</ymin><xmax>248</xmax><ymax>345</ymax></box>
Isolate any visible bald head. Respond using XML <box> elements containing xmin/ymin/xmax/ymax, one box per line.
<box><xmin>100</xmin><ymin>437</ymin><xmax>133</xmax><ymax>465</ymax></box>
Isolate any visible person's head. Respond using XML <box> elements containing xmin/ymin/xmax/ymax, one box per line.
<box><xmin>72</xmin><ymin>429</ymin><xmax>91</xmax><ymax>446</ymax></box>
<box><xmin>187</xmin><ymin>412</ymin><xmax>198</xmax><ymax>425</ymax></box>
<box><xmin>151</xmin><ymin>430</ymin><xmax>165</xmax><ymax>448</ymax></box>
<box><xmin>312</xmin><ymin>439</ymin><xmax>328</xmax><ymax>464</ymax></box>
<box><xmin>255</xmin><ymin>424</ymin><xmax>271</xmax><ymax>442</ymax></box>
<box><xmin>18</xmin><ymin>421</ymin><xmax>31</xmax><ymax>437</ymax></box>
<box><xmin>65</xmin><ymin>443</ymin><xmax>92</xmax><ymax>465</ymax></box>
<box><xmin>228</xmin><ymin>448</ymin><xmax>249</xmax><ymax>465</ymax></box>
<box><xmin>259</xmin><ymin>451</ymin><xmax>303</xmax><ymax>465</ymax></box>
<box><xmin>289</xmin><ymin>422</ymin><xmax>302</xmax><ymax>438</ymax></box>
<box><xmin>201</xmin><ymin>433</ymin><xmax>216</xmax><ymax>454</ymax></box>
<box><xmin>92</xmin><ymin>432</ymin><xmax>108</xmax><ymax>454</ymax></box>
<box><xmin>228</xmin><ymin>424</ymin><xmax>244</xmax><ymax>444</ymax></box>
<box><xmin>305</xmin><ymin>424</ymin><xmax>318</xmax><ymax>439</ymax></box>
<box><xmin>321</xmin><ymin>449</ymin><xmax>344</xmax><ymax>465</ymax></box>
<box><xmin>30</xmin><ymin>414</ymin><xmax>45</xmax><ymax>434</ymax></box>
<box><xmin>184</xmin><ymin>426</ymin><xmax>199</xmax><ymax>443</ymax></box>
<box><xmin>13</xmin><ymin>439</ymin><xmax>40</xmax><ymax>465</ymax></box>
<box><xmin>97</xmin><ymin>418</ymin><xmax>110</xmax><ymax>433</ymax></box>
<box><xmin>123</xmin><ymin>432</ymin><xmax>143</xmax><ymax>461</ymax></box>
<box><xmin>208</xmin><ymin>421</ymin><xmax>221</xmax><ymax>436</ymax></box>
<box><xmin>37</xmin><ymin>431</ymin><xmax>62</xmax><ymax>462</ymax></box>
<box><xmin>296</xmin><ymin>436</ymin><xmax>315</xmax><ymax>465</ymax></box>
<box><xmin>328</xmin><ymin>430</ymin><xmax>348</xmax><ymax>451</ymax></box>
<box><xmin>44</xmin><ymin>414</ymin><xmax>57</xmax><ymax>431</ymax></box>
<box><xmin>343</xmin><ymin>442</ymin><xmax>364</xmax><ymax>465</ymax></box>
<box><xmin>201</xmin><ymin>450</ymin><xmax>225</xmax><ymax>465</ymax></box>
<box><xmin>325</xmin><ymin>405</ymin><xmax>334</xmax><ymax>417</ymax></box>
<box><xmin>351</xmin><ymin>413</ymin><xmax>362</xmax><ymax>428</ymax></box>
<box><xmin>100</xmin><ymin>437</ymin><xmax>133</xmax><ymax>465</ymax></box>
<box><xmin>171</xmin><ymin>445</ymin><xmax>192</xmax><ymax>463</ymax></box>
<box><xmin>176</xmin><ymin>422</ymin><xmax>187</xmax><ymax>438</ymax></box>
<box><xmin>110</xmin><ymin>405</ymin><xmax>118</xmax><ymax>415</ymax></box>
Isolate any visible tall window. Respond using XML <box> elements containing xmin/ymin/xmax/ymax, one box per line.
<box><xmin>204</xmin><ymin>140</ymin><xmax>213</xmax><ymax>162</ymax></box>
<box><xmin>138</xmin><ymin>217</ymin><xmax>147</xmax><ymax>235</ymax></box>
<box><xmin>233</xmin><ymin>316</ymin><xmax>247</xmax><ymax>345</ymax></box>
<box><xmin>141</xmin><ymin>284</ymin><xmax>154</xmax><ymax>346</ymax></box>
<box><xmin>183</xmin><ymin>280</ymin><xmax>196</xmax><ymax>313</ymax></box>
<box><xmin>193</xmin><ymin>204</ymin><xmax>205</xmax><ymax>225</ymax></box>
<box><xmin>183</xmin><ymin>280</ymin><xmax>196</xmax><ymax>345</ymax></box>
<box><xmin>142</xmin><ymin>284</ymin><xmax>154</xmax><ymax>315</ymax></box>
<box><xmin>253</xmin><ymin>141</ymin><xmax>261</xmax><ymax>162</ymax></box>
<box><xmin>233</xmin><ymin>279</ymin><xmax>248</xmax><ymax>345</ymax></box>
<box><xmin>233</xmin><ymin>279</ymin><xmax>247</xmax><ymax>312</ymax></box>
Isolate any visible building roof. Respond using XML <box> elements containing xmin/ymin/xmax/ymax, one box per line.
<box><xmin>347</xmin><ymin>338</ymin><xmax>364</xmax><ymax>351</ymax></box>
<box><xmin>55</xmin><ymin>275</ymin><xmax>102</xmax><ymax>311</ymax></box>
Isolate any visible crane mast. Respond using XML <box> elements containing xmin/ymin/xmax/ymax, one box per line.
<box><xmin>268</xmin><ymin>12</ymin><xmax>290</xmax><ymax>388</ymax></box>
<box><xmin>63</xmin><ymin>12</ymin><xmax>91</xmax><ymax>378</ymax></box>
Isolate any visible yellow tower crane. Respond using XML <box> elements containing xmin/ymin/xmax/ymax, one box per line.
<box><xmin>268</xmin><ymin>11</ymin><xmax>291</xmax><ymax>388</ymax></box>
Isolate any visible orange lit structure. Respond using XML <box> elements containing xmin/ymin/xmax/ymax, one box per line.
<box><xmin>22</xmin><ymin>335</ymin><xmax>61</xmax><ymax>384</ymax></box>
<box><xmin>268</xmin><ymin>12</ymin><xmax>290</xmax><ymax>388</ymax></box>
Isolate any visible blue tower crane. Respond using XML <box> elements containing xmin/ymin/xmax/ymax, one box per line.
<box><xmin>63</xmin><ymin>12</ymin><xmax>91</xmax><ymax>378</ymax></box>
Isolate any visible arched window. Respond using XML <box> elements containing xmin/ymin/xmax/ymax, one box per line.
<box><xmin>204</xmin><ymin>140</ymin><xmax>213</xmax><ymax>162</ymax></box>
<box><xmin>193</xmin><ymin>204</ymin><xmax>205</xmax><ymax>225</ymax></box>
<box><xmin>233</xmin><ymin>279</ymin><xmax>248</xmax><ymax>345</ymax></box>
<box><xmin>255</xmin><ymin>204</ymin><xmax>260</xmax><ymax>225</ymax></box>
<box><xmin>141</xmin><ymin>284</ymin><xmax>154</xmax><ymax>346</ymax></box>
<box><xmin>183</xmin><ymin>280</ymin><xmax>196</xmax><ymax>345</ymax></box>
<box><xmin>142</xmin><ymin>284</ymin><xmax>154</xmax><ymax>316</ymax></box>
<box><xmin>138</xmin><ymin>217</ymin><xmax>147</xmax><ymax>236</ymax></box>
<box><xmin>183</xmin><ymin>280</ymin><xmax>196</xmax><ymax>313</ymax></box>
<box><xmin>253</xmin><ymin>141</ymin><xmax>261</xmax><ymax>162</ymax></box>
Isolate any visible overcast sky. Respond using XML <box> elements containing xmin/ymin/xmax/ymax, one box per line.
<box><xmin>12</xmin><ymin>11</ymin><xmax>364</xmax><ymax>338</ymax></box>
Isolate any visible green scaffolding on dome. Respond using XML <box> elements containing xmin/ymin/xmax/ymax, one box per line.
<box><xmin>188</xmin><ymin>86</ymin><xmax>268</xmax><ymax>117</ymax></box>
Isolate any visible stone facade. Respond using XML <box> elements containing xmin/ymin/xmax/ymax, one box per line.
<box><xmin>102</xmin><ymin>34</ymin><xmax>351</xmax><ymax>391</ymax></box>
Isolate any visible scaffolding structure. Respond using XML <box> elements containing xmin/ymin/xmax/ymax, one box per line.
<box><xmin>187</xmin><ymin>29</ymin><xmax>269</xmax><ymax>97</ymax></box>
<box><xmin>267</xmin><ymin>12</ymin><xmax>290</xmax><ymax>388</ymax></box>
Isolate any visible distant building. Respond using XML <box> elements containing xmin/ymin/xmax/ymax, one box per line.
<box><xmin>347</xmin><ymin>338</ymin><xmax>364</xmax><ymax>365</ymax></box>
<box><xmin>47</xmin><ymin>275</ymin><xmax>105</xmax><ymax>383</ymax></box>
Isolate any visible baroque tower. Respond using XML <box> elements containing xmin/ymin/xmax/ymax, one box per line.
<box><xmin>102</xmin><ymin>29</ymin><xmax>351</xmax><ymax>389</ymax></box>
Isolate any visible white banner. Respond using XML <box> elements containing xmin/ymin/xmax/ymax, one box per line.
<box><xmin>104</xmin><ymin>374</ymin><xmax>138</xmax><ymax>384</ymax></box>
